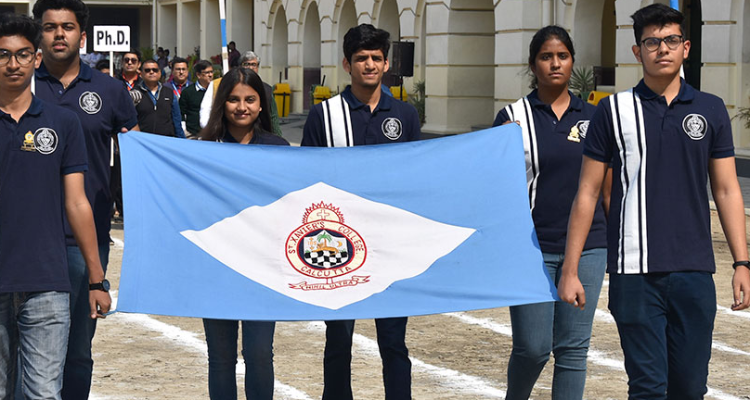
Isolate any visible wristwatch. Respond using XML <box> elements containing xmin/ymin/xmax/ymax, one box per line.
<box><xmin>89</xmin><ymin>279</ymin><xmax>111</xmax><ymax>292</ymax></box>
<box><xmin>732</xmin><ymin>261</ymin><xmax>750</xmax><ymax>271</ymax></box>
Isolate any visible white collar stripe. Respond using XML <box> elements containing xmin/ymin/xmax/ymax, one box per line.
<box><xmin>322</xmin><ymin>94</ymin><xmax>354</xmax><ymax>148</ymax></box>
<box><xmin>611</xmin><ymin>90</ymin><xmax>649</xmax><ymax>274</ymax></box>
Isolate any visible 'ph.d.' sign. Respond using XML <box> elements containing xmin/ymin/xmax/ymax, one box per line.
<box><xmin>93</xmin><ymin>26</ymin><xmax>130</xmax><ymax>52</ymax></box>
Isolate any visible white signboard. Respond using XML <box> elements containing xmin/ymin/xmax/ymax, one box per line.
<box><xmin>93</xmin><ymin>25</ymin><xmax>130</xmax><ymax>52</ymax></box>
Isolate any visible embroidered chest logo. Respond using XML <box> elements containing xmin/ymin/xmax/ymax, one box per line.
<box><xmin>682</xmin><ymin>114</ymin><xmax>708</xmax><ymax>140</ymax></box>
<box><xmin>381</xmin><ymin>117</ymin><xmax>403</xmax><ymax>140</ymax></box>
<box><xmin>26</xmin><ymin>128</ymin><xmax>58</xmax><ymax>154</ymax></box>
<box><xmin>567</xmin><ymin>120</ymin><xmax>590</xmax><ymax>143</ymax></box>
<box><xmin>79</xmin><ymin>91</ymin><xmax>102</xmax><ymax>114</ymax></box>
<box><xmin>285</xmin><ymin>202</ymin><xmax>369</xmax><ymax>291</ymax></box>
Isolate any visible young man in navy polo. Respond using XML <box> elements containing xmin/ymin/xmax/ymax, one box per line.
<box><xmin>302</xmin><ymin>24</ymin><xmax>420</xmax><ymax>400</ymax></box>
<box><xmin>0</xmin><ymin>12</ymin><xmax>111</xmax><ymax>400</ymax></box>
<box><xmin>32</xmin><ymin>1</ymin><xmax>138</xmax><ymax>398</ymax></box>
<box><xmin>558</xmin><ymin>4</ymin><xmax>749</xmax><ymax>399</ymax></box>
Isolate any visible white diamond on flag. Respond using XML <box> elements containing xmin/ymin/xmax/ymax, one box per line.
<box><xmin>180</xmin><ymin>182</ymin><xmax>475</xmax><ymax>310</ymax></box>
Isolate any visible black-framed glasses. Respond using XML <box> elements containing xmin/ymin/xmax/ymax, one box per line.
<box><xmin>143</xmin><ymin>68</ymin><xmax>159</xmax><ymax>73</ymax></box>
<box><xmin>202</xmin><ymin>70</ymin><xmax>214</xmax><ymax>75</ymax></box>
<box><xmin>242</xmin><ymin>62</ymin><xmax>259</xmax><ymax>68</ymax></box>
<box><xmin>123</xmin><ymin>57</ymin><xmax>139</xmax><ymax>64</ymax></box>
<box><xmin>0</xmin><ymin>49</ymin><xmax>35</xmax><ymax>66</ymax></box>
<box><xmin>640</xmin><ymin>35</ymin><xmax>684</xmax><ymax>51</ymax></box>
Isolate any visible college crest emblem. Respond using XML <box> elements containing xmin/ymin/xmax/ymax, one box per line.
<box><xmin>79</xmin><ymin>91</ymin><xmax>102</xmax><ymax>114</ymax></box>
<box><xmin>33</xmin><ymin>128</ymin><xmax>58</xmax><ymax>154</ymax></box>
<box><xmin>286</xmin><ymin>202</ymin><xmax>368</xmax><ymax>291</ymax></box>
<box><xmin>381</xmin><ymin>117</ymin><xmax>402</xmax><ymax>140</ymax></box>
<box><xmin>682</xmin><ymin>113</ymin><xmax>707</xmax><ymax>140</ymax></box>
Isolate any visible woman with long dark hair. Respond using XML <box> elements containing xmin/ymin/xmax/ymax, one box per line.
<box><xmin>200</xmin><ymin>67</ymin><xmax>288</xmax><ymax>400</ymax></box>
<box><xmin>493</xmin><ymin>26</ymin><xmax>609</xmax><ymax>400</ymax></box>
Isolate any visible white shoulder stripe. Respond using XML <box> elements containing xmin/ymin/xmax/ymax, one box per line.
<box><xmin>506</xmin><ymin>98</ymin><xmax>539</xmax><ymax>212</ymax></box>
<box><xmin>611</xmin><ymin>90</ymin><xmax>648</xmax><ymax>274</ymax></box>
<box><xmin>322</xmin><ymin>95</ymin><xmax>354</xmax><ymax>148</ymax></box>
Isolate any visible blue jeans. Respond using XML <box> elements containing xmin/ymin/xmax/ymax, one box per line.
<box><xmin>609</xmin><ymin>272</ymin><xmax>715</xmax><ymax>400</ymax></box>
<box><xmin>506</xmin><ymin>248</ymin><xmax>606</xmax><ymax>400</ymax></box>
<box><xmin>0</xmin><ymin>291</ymin><xmax>70</xmax><ymax>400</ymax></box>
<box><xmin>61</xmin><ymin>244</ymin><xmax>110</xmax><ymax>400</ymax></box>
<box><xmin>323</xmin><ymin>318</ymin><xmax>411</xmax><ymax>400</ymax></box>
<box><xmin>202</xmin><ymin>319</ymin><xmax>275</xmax><ymax>400</ymax></box>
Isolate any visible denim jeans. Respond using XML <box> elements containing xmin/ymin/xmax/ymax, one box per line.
<box><xmin>609</xmin><ymin>272</ymin><xmax>715</xmax><ymax>400</ymax></box>
<box><xmin>323</xmin><ymin>317</ymin><xmax>411</xmax><ymax>400</ymax></box>
<box><xmin>62</xmin><ymin>244</ymin><xmax>109</xmax><ymax>400</ymax></box>
<box><xmin>0</xmin><ymin>291</ymin><xmax>70</xmax><ymax>400</ymax></box>
<box><xmin>506</xmin><ymin>248</ymin><xmax>606</xmax><ymax>400</ymax></box>
<box><xmin>202</xmin><ymin>318</ymin><xmax>275</xmax><ymax>400</ymax></box>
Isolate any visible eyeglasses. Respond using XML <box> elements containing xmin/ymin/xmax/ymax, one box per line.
<box><xmin>173</xmin><ymin>68</ymin><xmax>187</xmax><ymax>72</ymax></box>
<box><xmin>640</xmin><ymin>35</ymin><xmax>684</xmax><ymax>52</ymax></box>
<box><xmin>123</xmin><ymin>57</ymin><xmax>139</xmax><ymax>64</ymax></box>
<box><xmin>202</xmin><ymin>70</ymin><xmax>214</xmax><ymax>75</ymax></box>
<box><xmin>0</xmin><ymin>49</ymin><xmax>35</xmax><ymax>66</ymax></box>
<box><xmin>242</xmin><ymin>62</ymin><xmax>259</xmax><ymax>68</ymax></box>
<box><xmin>143</xmin><ymin>68</ymin><xmax>159</xmax><ymax>73</ymax></box>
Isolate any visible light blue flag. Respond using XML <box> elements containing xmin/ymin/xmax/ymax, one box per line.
<box><xmin>117</xmin><ymin>125</ymin><xmax>555</xmax><ymax>320</ymax></box>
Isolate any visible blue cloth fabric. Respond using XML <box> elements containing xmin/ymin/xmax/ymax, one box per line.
<box><xmin>506</xmin><ymin>248</ymin><xmax>606</xmax><ymax>400</ymax></box>
<box><xmin>0</xmin><ymin>291</ymin><xmax>70</xmax><ymax>400</ymax></box>
<box><xmin>61</xmin><ymin>244</ymin><xmax>110</xmax><ymax>400</ymax></box>
<box><xmin>584</xmin><ymin>80</ymin><xmax>734</xmax><ymax>274</ymax></box>
<box><xmin>493</xmin><ymin>91</ymin><xmax>606</xmax><ymax>253</ymax></box>
<box><xmin>202</xmin><ymin>319</ymin><xmax>275</xmax><ymax>400</ymax></box>
<box><xmin>0</xmin><ymin>97</ymin><xmax>87</xmax><ymax>293</ymax></box>
<box><xmin>301</xmin><ymin>86</ymin><xmax>421</xmax><ymax>146</ymax></box>
<box><xmin>35</xmin><ymin>61</ymin><xmax>138</xmax><ymax>246</ymax></box>
<box><xmin>608</xmin><ymin>272</ymin><xmax>716</xmax><ymax>400</ymax></box>
<box><xmin>323</xmin><ymin>318</ymin><xmax>410</xmax><ymax>400</ymax></box>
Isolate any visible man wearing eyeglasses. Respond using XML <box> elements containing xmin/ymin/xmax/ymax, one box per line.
<box><xmin>558</xmin><ymin>4</ymin><xmax>749</xmax><ymax>399</ymax></box>
<box><xmin>0</xmin><ymin>12</ymin><xmax>112</xmax><ymax>400</ymax></box>
<box><xmin>134</xmin><ymin>59</ymin><xmax>185</xmax><ymax>138</ymax></box>
<box><xmin>31</xmin><ymin>1</ymin><xmax>139</xmax><ymax>398</ymax></box>
<box><xmin>180</xmin><ymin>59</ymin><xmax>213</xmax><ymax>138</ymax></box>
<box><xmin>167</xmin><ymin>56</ymin><xmax>191</xmax><ymax>100</ymax></box>
<box><xmin>118</xmin><ymin>48</ymin><xmax>142</xmax><ymax>92</ymax></box>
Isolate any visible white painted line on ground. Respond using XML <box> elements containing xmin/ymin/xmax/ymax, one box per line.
<box><xmin>712</xmin><ymin>341</ymin><xmax>750</xmax><ymax>356</ymax></box>
<box><xmin>111</xmin><ymin>237</ymin><xmax>124</xmax><ymax>249</ymax></box>
<box><xmin>447</xmin><ymin>311</ymin><xmax>745</xmax><ymax>400</ymax></box>
<box><xmin>304</xmin><ymin>321</ymin><xmax>508</xmax><ymax>398</ymax></box>
<box><xmin>717</xmin><ymin>305</ymin><xmax>750</xmax><ymax>319</ymax></box>
<box><xmin>98</xmin><ymin>295</ymin><xmax>313</xmax><ymax>400</ymax></box>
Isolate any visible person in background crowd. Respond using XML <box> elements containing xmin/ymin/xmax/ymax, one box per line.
<box><xmin>133</xmin><ymin>59</ymin><xmax>185</xmax><ymax>138</ymax></box>
<box><xmin>199</xmin><ymin>66</ymin><xmax>287</xmax><ymax>400</ymax></box>
<box><xmin>0</xmin><ymin>12</ymin><xmax>111</xmax><ymax>400</ymax></box>
<box><xmin>559</xmin><ymin>4</ymin><xmax>750</xmax><ymax>399</ymax></box>
<box><xmin>493</xmin><ymin>25</ymin><xmax>608</xmax><ymax>400</ymax></box>
<box><xmin>117</xmin><ymin>48</ymin><xmax>141</xmax><ymax>91</ymax></box>
<box><xmin>227</xmin><ymin>40</ymin><xmax>239</xmax><ymax>69</ymax></box>
<box><xmin>302</xmin><ymin>23</ymin><xmax>420</xmax><ymax>400</ymax></box>
<box><xmin>94</xmin><ymin>58</ymin><xmax>109</xmax><ymax>75</ymax></box>
<box><xmin>167</xmin><ymin>56</ymin><xmax>191</xmax><ymax>100</ymax></box>
<box><xmin>32</xmin><ymin>1</ymin><xmax>138</xmax><ymax>398</ymax></box>
<box><xmin>180</xmin><ymin>59</ymin><xmax>213</xmax><ymax>138</ymax></box>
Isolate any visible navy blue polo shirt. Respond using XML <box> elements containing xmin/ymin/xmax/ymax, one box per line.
<box><xmin>0</xmin><ymin>96</ymin><xmax>88</xmax><ymax>293</ymax></box>
<box><xmin>584</xmin><ymin>80</ymin><xmax>734</xmax><ymax>274</ymax></box>
<box><xmin>35</xmin><ymin>61</ymin><xmax>138</xmax><ymax>246</ymax></box>
<box><xmin>301</xmin><ymin>86</ymin><xmax>421</xmax><ymax>146</ymax></box>
<box><xmin>494</xmin><ymin>91</ymin><xmax>607</xmax><ymax>253</ymax></box>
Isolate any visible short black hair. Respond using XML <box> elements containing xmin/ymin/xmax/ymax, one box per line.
<box><xmin>0</xmin><ymin>12</ymin><xmax>42</xmax><ymax>51</ymax></box>
<box><xmin>631</xmin><ymin>3</ymin><xmax>684</xmax><ymax>45</ymax></box>
<box><xmin>32</xmin><ymin>0</ymin><xmax>89</xmax><ymax>31</ymax></box>
<box><xmin>171</xmin><ymin>56</ymin><xmax>187</xmax><ymax>67</ymax></box>
<box><xmin>141</xmin><ymin>59</ymin><xmax>158</xmax><ymax>69</ymax></box>
<box><xmin>124</xmin><ymin>48</ymin><xmax>141</xmax><ymax>62</ymax></box>
<box><xmin>343</xmin><ymin>24</ymin><xmax>390</xmax><ymax>63</ymax></box>
<box><xmin>193</xmin><ymin>59</ymin><xmax>212</xmax><ymax>74</ymax></box>
<box><xmin>95</xmin><ymin>58</ymin><xmax>110</xmax><ymax>71</ymax></box>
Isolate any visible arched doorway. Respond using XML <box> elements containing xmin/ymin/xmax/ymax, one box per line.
<box><xmin>302</xmin><ymin>2</ymin><xmax>322</xmax><ymax>110</ymax></box>
<box><xmin>271</xmin><ymin>5</ymin><xmax>288</xmax><ymax>87</ymax></box>
<box><xmin>573</xmin><ymin>0</ymin><xmax>616</xmax><ymax>90</ymax></box>
<box><xmin>683</xmin><ymin>0</ymin><xmax>702</xmax><ymax>88</ymax></box>
<box><xmin>336</xmin><ymin>0</ymin><xmax>357</xmax><ymax>91</ymax></box>
<box><xmin>376</xmin><ymin>0</ymin><xmax>401</xmax><ymax>87</ymax></box>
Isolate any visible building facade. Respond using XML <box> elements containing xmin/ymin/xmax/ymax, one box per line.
<box><xmin>7</xmin><ymin>0</ymin><xmax>750</xmax><ymax>148</ymax></box>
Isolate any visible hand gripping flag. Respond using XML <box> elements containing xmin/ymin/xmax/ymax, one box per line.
<box><xmin>117</xmin><ymin>125</ymin><xmax>555</xmax><ymax>320</ymax></box>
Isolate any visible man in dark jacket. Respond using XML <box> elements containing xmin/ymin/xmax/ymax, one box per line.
<box><xmin>179</xmin><ymin>60</ymin><xmax>213</xmax><ymax>138</ymax></box>
<box><xmin>134</xmin><ymin>59</ymin><xmax>185</xmax><ymax>138</ymax></box>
